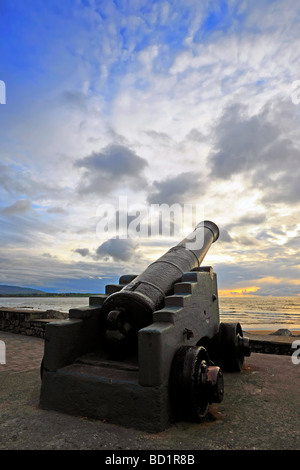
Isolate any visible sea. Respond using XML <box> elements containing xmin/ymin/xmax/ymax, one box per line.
<box><xmin>1</xmin><ymin>295</ymin><xmax>300</xmax><ymax>331</ymax></box>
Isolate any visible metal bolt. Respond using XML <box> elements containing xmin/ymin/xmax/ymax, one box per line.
<box><xmin>237</xmin><ymin>335</ymin><xmax>251</xmax><ymax>357</ymax></box>
<box><xmin>206</xmin><ymin>366</ymin><xmax>224</xmax><ymax>403</ymax></box>
<box><xmin>107</xmin><ymin>310</ymin><xmax>124</xmax><ymax>330</ymax></box>
<box><xmin>184</xmin><ymin>328</ymin><xmax>194</xmax><ymax>340</ymax></box>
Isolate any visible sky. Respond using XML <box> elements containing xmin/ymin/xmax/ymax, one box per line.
<box><xmin>1</xmin><ymin>0</ymin><xmax>300</xmax><ymax>296</ymax></box>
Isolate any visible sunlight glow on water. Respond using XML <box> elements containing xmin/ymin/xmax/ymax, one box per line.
<box><xmin>0</xmin><ymin>296</ymin><xmax>300</xmax><ymax>330</ymax></box>
<box><xmin>219</xmin><ymin>296</ymin><xmax>300</xmax><ymax>329</ymax></box>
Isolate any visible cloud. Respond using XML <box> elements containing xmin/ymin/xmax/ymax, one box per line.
<box><xmin>143</xmin><ymin>130</ymin><xmax>172</xmax><ymax>145</ymax></box>
<box><xmin>184</xmin><ymin>128</ymin><xmax>206</xmax><ymax>143</ymax></box>
<box><xmin>147</xmin><ymin>171</ymin><xmax>202</xmax><ymax>205</ymax></box>
<box><xmin>60</xmin><ymin>90</ymin><xmax>88</xmax><ymax>111</ymax></box>
<box><xmin>0</xmin><ymin>163</ymin><xmax>69</xmax><ymax>205</ymax></box>
<box><xmin>75</xmin><ymin>144</ymin><xmax>148</xmax><ymax>195</ymax></box>
<box><xmin>0</xmin><ymin>164</ymin><xmax>37</xmax><ymax>196</ymax></box>
<box><xmin>260</xmin><ymin>172</ymin><xmax>300</xmax><ymax>205</ymax></box>
<box><xmin>218</xmin><ymin>229</ymin><xmax>233</xmax><ymax>243</ymax></box>
<box><xmin>74</xmin><ymin>248</ymin><xmax>90</xmax><ymax>257</ymax></box>
<box><xmin>1</xmin><ymin>0</ymin><xmax>300</xmax><ymax>297</ymax></box>
<box><xmin>2</xmin><ymin>199</ymin><xmax>32</xmax><ymax>216</ymax></box>
<box><xmin>208</xmin><ymin>99</ymin><xmax>300</xmax><ymax>205</ymax></box>
<box><xmin>236</xmin><ymin>236</ymin><xmax>258</xmax><ymax>246</ymax></box>
<box><xmin>0</xmin><ymin>247</ymin><xmax>121</xmax><ymax>293</ymax></box>
<box><xmin>214</xmin><ymin>249</ymin><xmax>300</xmax><ymax>296</ymax></box>
<box><xmin>42</xmin><ymin>252</ymin><xmax>56</xmax><ymax>258</ymax></box>
<box><xmin>218</xmin><ymin>229</ymin><xmax>259</xmax><ymax>246</ymax></box>
<box><xmin>222</xmin><ymin>214</ymin><xmax>267</xmax><ymax>234</ymax></box>
<box><xmin>208</xmin><ymin>102</ymin><xmax>278</xmax><ymax>179</ymax></box>
<box><xmin>47</xmin><ymin>206</ymin><xmax>68</xmax><ymax>214</ymax></box>
<box><xmin>96</xmin><ymin>238</ymin><xmax>139</xmax><ymax>262</ymax></box>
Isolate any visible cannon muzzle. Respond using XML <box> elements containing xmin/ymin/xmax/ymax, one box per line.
<box><xmin>101</xmin><ymin>221</ymin><xmax>219</xmax><ymax>336</ymax></box>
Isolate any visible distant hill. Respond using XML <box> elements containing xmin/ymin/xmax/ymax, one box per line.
<box><xmin>0</xmin><ymin>285</ymin><xmax>92</xmax><ymax>297</ymax></box>
<box><xmin>0</xmin><ymin>285</ymin><xmax>46</xmax><ymax>295</ymax></box>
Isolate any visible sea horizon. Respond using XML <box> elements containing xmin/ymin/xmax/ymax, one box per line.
<box><xmin>0</xmin><ymin>295</ymin><xmax>300</xmax><ymax>331</ymax></box>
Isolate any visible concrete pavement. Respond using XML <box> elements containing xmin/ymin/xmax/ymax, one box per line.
<box><xmin>0</xmin><ymin>330</ymin><xmax>299</xmax><ymax>450</ymax></box>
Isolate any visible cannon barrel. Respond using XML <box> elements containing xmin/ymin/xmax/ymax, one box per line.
<box><xmin>101</xmin><ymin>220</ymin><xmax>219</xmax><ymax>332</ymax></box>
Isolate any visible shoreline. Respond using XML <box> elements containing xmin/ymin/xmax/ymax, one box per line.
<box><xmin>0</xmin><ymin>306</ymin><xmax>300</xmax><ymax>336</ymax></box>
<box><xmin>243</xmin><ymin>325</ymin><xmax>300</xmax><ymax>335</ymax></box>
<box><xmin>245</xmin><ymin>329</ymin><xmax>300</xmax><ymax>336</ymax></box>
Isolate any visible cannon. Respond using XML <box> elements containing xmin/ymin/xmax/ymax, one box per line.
<box><xmin>39</xmin><ymin>221</ymin><xmax>250</xmax><ymax>432</ymax></box>
<box><xmin>101</xmin><ymin>220</ymin><xmax>219</xmax><ymax>356</ymax></box>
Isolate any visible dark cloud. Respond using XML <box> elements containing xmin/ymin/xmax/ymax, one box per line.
<box><xmin>208</xmin><ymin>99</ymin><xmax>300</xmax><ymax>204</ymax></box>
<box><xmin>269</xmin><ymin>227</ymin><xmax>286</xmax><ymax>236</ymax></box>
<box><xmin>144</xmin><ymin>130</ymin><xmax>172</xmax><ymax>144</ymax></box>
<box><xmin>218</xmin><ymin>229</ymin><xmax>258</xmax><ymax>246</ymax></box>
<box><xmin>285</xmin><ymin>235</ymin><xmax>300</xmax><ymax>250</ymax></box>
<box><xmin>209</xmin><ymin>103</ymin><xmax>278</xmax><ymax>179</ymax></box>
<box><xmin>42</xmin><ymin>252</ymin><xmax>56</xmax><ymax>258</ymax></box>
<box><xmin>47</xmin><ymin>206</ymin><xmax>68</xmax><ymax>214</ymax></box>
<box><xmin>77</xmin><ymin>144</ymin><xmax>147</xmax><ymax>176</ymax></box>
<box><xmin>184</xmin><ymin>128</ymin><xmax>205</xmax><ymax>143</ymax></box>
<box><xmin>96</xmin><ymin>238</ymin><xmax>139</xmax><ymax>262</ymax></box>
<box><xmin>219</xmin><ymin>214</ymin><xmax>267</xmax><ymax>243</ymax></box>
<box><xmin>60</xmin><ymin>90</ymin><xmax>88</xmax><ymax>111</ymax></box>
<box><xmin>218</xmin><ymin>229</ymin><xmax>233</xmax><ymax>243</ymax></box>
<box><xmin>75</xmin><ymin>144</ymin><xmax>148</xmax><ymax>195</ymax></box>
<box><xmin>255</xmin><ymin>230</ymin><xmax>277</xmax><ymax>241</ymax></box>
<box><xmin>236</xmin><ymin>236</ymin><xmax>258</xmax><ymax>246</ymax></box>
<box><xmin>147</xmin><ymin>171</ymin><xmax>202</xmax><ymax>205</ymax></box>
<box><xmin>260</xmin><ymin>173</ymin><xmax>300</xmax><ymax>204</ymax></box>
<box><xmin>2</xmin><ymin>199</ymin><xmax>31</xmax><ymax>216</ymax></box>
<box><xmin>74</xmin><ymin>248</ymin><xmax>90</xmax><ymax>257</ymax></box>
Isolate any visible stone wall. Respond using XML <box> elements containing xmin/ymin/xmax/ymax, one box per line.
<box><xmin>0</xmin><ymin>309</ymin><xmax>67</xmax><ymax>338</ymax></box>
<box><xmin>249</xmin><ymin>339</ymin><xmax>292</xmax><ymax>355</ymax></box>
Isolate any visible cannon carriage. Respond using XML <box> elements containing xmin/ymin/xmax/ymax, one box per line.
<box><xmin>39</xmin><ymin>221</ymin><xmax>250</xmax><ymax>432</ymax></box>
